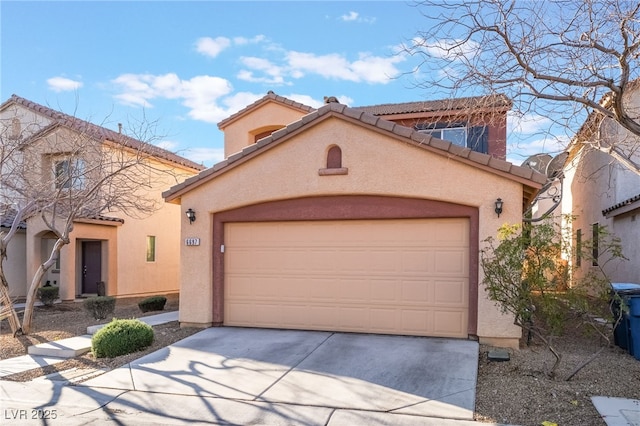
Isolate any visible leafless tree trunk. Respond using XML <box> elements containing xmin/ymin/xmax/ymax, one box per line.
<box><xmin>1</xmin><ymin>99</ymin><xmax>185</xmax><ymax>334</ymax></box>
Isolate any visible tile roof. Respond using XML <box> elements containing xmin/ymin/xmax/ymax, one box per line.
<box><xmin>164</xmin><ymin>100</ymin><xmax>546</xmax><ymax>201</ymax></box>
<box><xmin>0</xmin><ymin>207</ymin><xmax>26</xmax><ymax>229</ymax></box>
<box><xmin>354</xmin><ymin>94</ymin><xmax>512</xmax><ymax>116</ymax></box>
<box><xmin>1</xmin><ymin>95</ymin><xmax>206</xmax><ymax>172</ymax></box>
<box><xmin>0</xmin><ymin>205</ymin><xmax>124</xmax><ymax>229</ymax></box>
<box><xmin>602</xmin><ymin>193</ymin><xmax>640</xmax><ymax>216</ymax></box>
<box><xmin>217</xmin><ymin>91</ymin><xmax>315</xmax><ymax>129</ymax></box>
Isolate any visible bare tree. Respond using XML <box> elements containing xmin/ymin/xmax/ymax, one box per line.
<box><xmin>407</xmin><ymin>0</ymin><xmax>640</xmax><ymax>173</ymax></box>
<box><xmin>1</xmin><ymin>100</ymin><xmax>188</xmax><ymax>334</ymax></box>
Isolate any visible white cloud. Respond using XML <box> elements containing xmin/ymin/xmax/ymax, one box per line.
<box><xmin>340</xmin><ymin>11</ymin><xmax>376</xmax><ymax>24</ymax></box>
<box><xmin>47</xmin><ymin>76</ymin><xmax>83</xmax><ymax>92</ymax></box>
<box><xmin>183</xmin><ymin>147</ymin><xmax>225</xmax><ymax>165</ymax></box>
<box><xmin>508</xmin><ymin>111</ymin><xmax>553</xmax><ymax>135</ymax></box>
<box><xmin>287</xmin><ymin>94</ymin><xmax>324</xmax><ymax>109</ymax></box>
<box><xmin>155</xmin><ymin>140</ymin><xmax>179</xmax><ymax>151</ymax></box>
<box><xmin>195</xmin><ymin>36</ymin><xmax>232</xmax><ymax>58</ymax></box>
<box><xmin>285</xmin><ymin>51</ymin><xmax>403</xmax><ymax>84</ymax></box>
<box><xmin>196</xmin><ymin>35</ymin><xmax>266</xmax><ymax>58</ymax></box>
<box><xmin>507</xmin><ymin>136</ymin><xmax>569</xmax><ymax>165</ymax></box>
<box><xmin>221</xmin><ymin>91</ymin><xmax>265</xmax><ymax>114</ymax></box>
<box><xmin>112</xmin><ymin>72</ymin><xmax>233</xmax><ymax>123</ymax></box>
<box><xmin>412</xmin><ymin>37</ymin><xmax>480</xmax><ymax>62</ymax></box>
<box><xmin>237</xmin><ymin>57</ymin><xmax>286</xmax><ymax>84</ymax></box>
<box><xmin>233</xmin><ymin>35</ymin><xmax>266</xmax><ymax>45</ymax></box>
<box><xmin>341</xmin><ymin>11</ymin><xmax>359</xmax><ymax>21</ymax></box>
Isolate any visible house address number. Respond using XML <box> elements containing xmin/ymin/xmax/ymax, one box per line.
<box><xmin>185</xmin><ymin>238</ymin><xmax>200</xmax><ymax>246</ymax></box>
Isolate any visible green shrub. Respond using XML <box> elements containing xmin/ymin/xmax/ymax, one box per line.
<box><xmin>91</xmin><ymin>318</ymin><xmax>154</xmax><ymax>358</ymax></box>
<box><xmin>84</xmin><ymin>296</ymin><xmax>116</xmax><ymax>320</ymax></box>
<box><xmin>37</xmin><ymin>286</ymin><xmax>59</xmax><ymax>307</ymax></box>
<box><xmin>138</xmin><ymin>295</ymin><xmax>167</xmax><ymax>313</ymax></box>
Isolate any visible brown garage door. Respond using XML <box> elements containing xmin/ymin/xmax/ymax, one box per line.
<box><xmin>224</xmin><ymin>218</ymin><xmax>469</xmax><ymax>337</ymax></box>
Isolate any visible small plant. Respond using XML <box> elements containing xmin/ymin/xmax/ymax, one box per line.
<box><xmin>84</xmin><ymin>296</ymin><xmax>116</xmax><ymax>320</ymax></box>
<box><xmin>37</xmin><ymin>286</ymin><xmax>59</xmax><ymax>307</ymax></box>
<box><xmin>91</xmin><ymin>318</ymin><xmax>154</xmax><ymax>358</ymax></box>
<box><xmin>138</xmin><ymin>295</ymin><xmax>167</xmax><ymax>313</ymax></box>
<box><xmin>481</xmin><ymin>216</ymin><xmax>627</xmax><ymax>380</ymax></box>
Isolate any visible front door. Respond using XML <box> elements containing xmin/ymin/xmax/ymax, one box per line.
<box><xmin>82</xmin><ymin>241</ymin><xmax>102</xmax><ymax>294</ymax></box>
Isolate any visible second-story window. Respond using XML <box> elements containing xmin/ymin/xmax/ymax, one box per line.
<box><xmin>419</xmin><ymin>126</ymin><xmax>467</xmax><ymax>147</ymax></box>
<box><xmin>416</xmin><ymin>123</ymin><xmax>489</xmax><ymax>154</ymax></box>
<box><xmin>54</xmin><ymin>158</ymin><xmax>85</xmax><ymax>190</ymax></box>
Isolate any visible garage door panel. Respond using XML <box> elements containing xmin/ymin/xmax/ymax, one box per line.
<box><xmin>434</xmin><ymin>311</ymin><xmax>467</xmax><ymax>335</ymax></box>
<box><xmin>434</xmin><ymin>250</ymin><xmax>468</xmax><ymax>274</ymax></box>
<box><xmin>400</xmin><ymin>280</ymin><xmax>430</xmax><ymax>303</ymax></box>
<box><xmin>369</xmin><ymin>279</ymin><xmax>398</xmax><ymax>301</ymax></box>
<box><xmin>434</xmin><ymin>280</ymin><xmax>468</xmax><ymax>305</ymax></box>
<box><xmin>224</xmin><ymin>219</ymin><xmax>469</xmax><ymax>338</ymax></box>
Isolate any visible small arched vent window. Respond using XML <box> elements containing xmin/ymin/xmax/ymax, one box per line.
<box><xmin>10</xmin><ymin>117</ymin><xmax>21</xmax><ymax>139</ymax></box>
<box><xmin>319</xmin><ymin>145</ymin><xmax>348</xmax><ymax>176</ymax></box>
<box><xmin>327</xmin><ymin>145</ymin><xmax>342</xmax><ymax>168</ymax></box>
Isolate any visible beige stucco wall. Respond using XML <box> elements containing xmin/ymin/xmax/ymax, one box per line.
<box><xmin>178</xmin><ymin>116</ymin><xmax>525</xmax><ymax>345</ymax></box>
<box><xmin>222</xmin><ymin>101</ymin><xmax>307</xmax><ymax>158</ymax></box>
<box><xmin>564</xmin><ymin>133</ymin><xmax>640</xmax><ymax>284</ymax></box>
<box><xmin>4</xmin><ymin>229</ymin><xmax>27</xmax><ymax>298</ymax></box>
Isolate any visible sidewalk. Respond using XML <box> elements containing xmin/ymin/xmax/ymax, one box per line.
<box><xmin>0</xmin><ymin>311</ymin><xmax>178</xmax><ymax>378</ymax></box>
<box><xmin>1</xmin><ymin>309</ymin><xmax>638</xmax><ymax>425</ymax></box>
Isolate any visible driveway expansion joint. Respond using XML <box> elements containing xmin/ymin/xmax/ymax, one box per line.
<box><xmin>252</xmin><ymin>332</ymin><xmax>336</xmax><ymax>401</ymax></box>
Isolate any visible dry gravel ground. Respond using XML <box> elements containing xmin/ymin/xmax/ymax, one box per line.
<box><xmin>2</xmin><ymin>296</ymin><xmax>640</xmax><ymax>425</ymax></box>
<box><xmin>475</xmin><ymin>320</ymin><xmax>640</xmax><ymax>426</ymax></box>
<box><xmin>0</xmin><ymin>294</ymin><xmax>200</xmax><ymax>381</ymax></box>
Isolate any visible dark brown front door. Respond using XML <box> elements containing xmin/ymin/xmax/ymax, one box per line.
<box><xmin>82</xmin><ymin>241</ymin><xmax>102</xmax><ymax>294</ymax></box>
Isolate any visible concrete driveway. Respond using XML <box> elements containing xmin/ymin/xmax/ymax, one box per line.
<box><xmin>0</xmin><ymin>327</ymin><xmax>481</xmax><ymax>425</ymax></box>
<box><xmin>72</xmin><ymin>327</ymin><xmax>480</xmax><ymax>424</ymax></box>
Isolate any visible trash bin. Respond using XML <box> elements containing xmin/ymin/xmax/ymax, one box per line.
<box><xmin>629</xmin><ymin>296</ymin><xmax>640</xmax><ymax>361</ymax></box>
<box><xmin>97</xmin><ymin>281</ymin><xmax>106</xmax><ymax>297</ymax></box>
<box><xmin>609</xmin><ymin>283</ymin><xmax>640</xmax><ymax>352</ymax></box>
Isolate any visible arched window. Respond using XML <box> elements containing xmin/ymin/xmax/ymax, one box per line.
<box><xmin>319</xmin><ymin>145</ymin><xmax>348</xmax><ymax>176</ymax></box>
<box><xmin>327</xmin><ymin>145</ymin><xmax>342</xmax><ymax>168</ymax></box>
<box><xmin>10</xmin><ymin>117</ymin><xmax>21</xmax><ymax>139</ymax></box>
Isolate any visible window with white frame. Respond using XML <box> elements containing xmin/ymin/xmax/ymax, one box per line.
<box><xmin>54</xmin><ymin>158</ymin><xmax>85</xmax><ymax>190</ymax></box>
<box><xmin>418</xmin><ymin>125</ymin><xmax>467</xmax><ymax>147</ymax></box>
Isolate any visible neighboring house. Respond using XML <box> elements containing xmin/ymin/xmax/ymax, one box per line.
<box><xmin>164</xmin><ymin>92</ymin><xmax>546</xmax><ymax>349</ymax></box>
<box><xmin>560</xmin><ymin>89</ymin><xmax>640</xmax><ymax>284</ymax></box>
<box><xmin>0</xmin><ymin>95</ymin><xmax>205</xmax><ymax>300</ymax></box>
<box><xmin>0</xmin><ymin>208</ymin><xmax>26</xmax><ymax>298</ymax></box>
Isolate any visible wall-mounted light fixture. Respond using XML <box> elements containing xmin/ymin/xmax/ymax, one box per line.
<box><xmin>186</xmin><ymin>208</ymin><xmax>196</xmax><ymax>224</ymax></box>
<box><xmin>494</xmin><ymin>198</ymin><xmax>504</xmax><ymax>218</ymax></box>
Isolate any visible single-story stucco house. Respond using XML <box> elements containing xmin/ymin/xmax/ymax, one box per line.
<box><xmin>163</xmin><ymin>92</ymin><xmax>546</xmax><ymax>349</ymax></box>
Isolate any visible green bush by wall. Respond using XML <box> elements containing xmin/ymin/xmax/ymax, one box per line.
<box><xmin>37</xmin><ymin>286</ymin><xmax>59</xmax><ymax>307</ymax></box>
<box><xmin>138</xmin><ymin>295</ymin><xmax>167</xmax><ymax>313</ymax></box>
<box><xmin>91</xmin><ymin>318</ymin><xmax>154</xmax><ymax>358</ymax></box>
<box><xmin>84</xmin><ymin>296</ymin><xmax>116</xmax><ymax>320</ymax></box>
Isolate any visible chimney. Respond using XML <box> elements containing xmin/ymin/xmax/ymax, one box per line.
<box><xmin>118</xmin><ymin>123</ymin><xmax>123</xmax><ymax>134</ymax></box>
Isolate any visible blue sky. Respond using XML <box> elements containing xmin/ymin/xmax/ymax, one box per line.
<box><xmin>1</xmin><ymin>1</ymin><xmax>559</xmax><ymax>166</ymax></box>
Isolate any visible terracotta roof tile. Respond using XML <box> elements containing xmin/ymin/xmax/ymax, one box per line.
<box><xmin>488</xmin><ymin>157</ymin><xmax>513</xmax><ymax>172</ymax></box>
<box><xmin>0</xmin><ymin>207</ymin><xmax>26</xmax><ymax>229</ymax></box>
<box><xmin>354</xmin><ymin>94</ymin><xmax>512</xmax><ymax>116</ymax></box>
<box><xmin>164</xmin><ymin>101</ymin><xmax>545</xmax><ymax>201</ymax></box>
<box><xmin>2</xmin><ymin>95</ymin><xmax>205</xmax><ymax>172</ymax></box>
<box><xmin>602</xmin><ymin>193</ymin><xmax>640</xmax><ymax>215</ymax></box>
<box><xmin>217</xmin><ymin>91</ymin><xmax>315</xmax><ymax>129</ymax></box>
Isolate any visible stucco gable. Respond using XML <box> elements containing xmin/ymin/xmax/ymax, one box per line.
<box><xmin>164</xmin><ymin>102</ymin><xmax>546</xmax><ymax>202</ymax></box>
<box><xmin>217</xmin><ymin>91</ymin><xmax>315</xmax><ymax>130</ymax></box>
